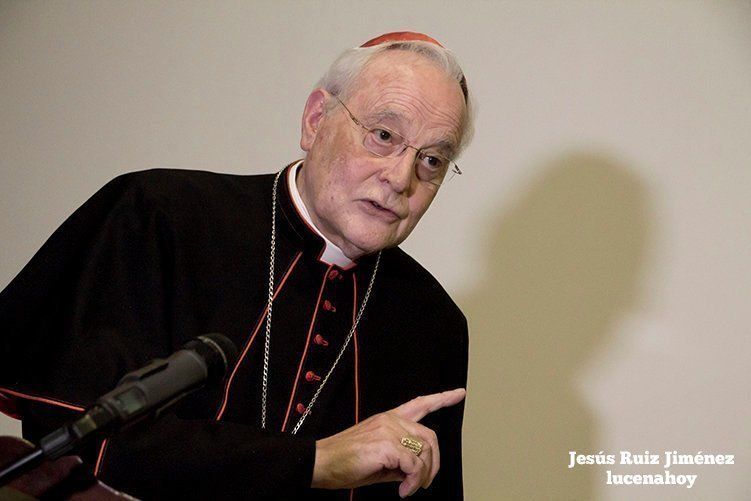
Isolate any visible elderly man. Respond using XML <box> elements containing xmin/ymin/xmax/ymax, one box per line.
<box><xmin>0</xmin><ymin>32</ymin><xmax>472</xmax><ymax>499</ymax></box>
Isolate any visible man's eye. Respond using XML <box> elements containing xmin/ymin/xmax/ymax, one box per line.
<box><xmin>421</xmin><ymin>155</ymin><xmax>446</xmax><ymax>170</ymax></box>
<box><xmin>373</xmin><ymin>129</ymin><xmax>392</xmax><ymax>143</ymax></box>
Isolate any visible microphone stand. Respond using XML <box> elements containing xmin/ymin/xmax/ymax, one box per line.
<box><xmin>0</xmin><ymin>405</ymin><xmax>115</xmax><ymax>485</ymax></box>
<box><xmin>0</xmin><ymin>359</ymin><xmax>192</xmax><ymax>486</ymax></box>
<box><xmin>0</xmin><ymin>333</ymin><xmax>237</xmax><ymax>488</ymax></box>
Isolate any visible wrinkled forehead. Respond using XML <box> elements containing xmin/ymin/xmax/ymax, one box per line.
<box><xmin>347</xmin><ymin>52</ymin><xmax>466</xmax><ymax>152</ymax></box>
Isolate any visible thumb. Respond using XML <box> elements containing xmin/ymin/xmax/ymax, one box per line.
<box><xmin>391</xmin><ymin>388</ymin><xmax>466</xmax><ymax>422</ymax></box>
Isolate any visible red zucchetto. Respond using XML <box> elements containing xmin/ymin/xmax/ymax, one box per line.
<box><xmin>360</xmin><ymin>31</ymin><xmax>444</xmax><ymax>48</ymax></box>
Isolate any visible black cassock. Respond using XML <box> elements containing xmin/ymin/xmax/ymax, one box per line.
<box><xmin>0</xmin><ymin>163</ymin><xmax>468</xmax><ymax>500</ymax></box>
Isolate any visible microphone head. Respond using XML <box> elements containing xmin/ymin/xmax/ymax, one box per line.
<box><xmin>183</xmin><ymin>333</ymin><xmax>239</xmax><ymax>383</ymax></box>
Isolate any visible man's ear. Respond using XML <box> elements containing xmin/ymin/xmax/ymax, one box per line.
<box><xmin>300</xmin><ymin>89</ymin><xmax>328</xmax><ymax>152</ymax></box>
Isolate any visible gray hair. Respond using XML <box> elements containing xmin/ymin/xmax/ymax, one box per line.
<box><xmin>316</xmin><ymin>41</ymin><xmax>475</xmax><ymax>156</ymax></box>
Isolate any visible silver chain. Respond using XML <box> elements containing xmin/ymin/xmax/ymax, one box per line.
<box><xmin>262</xmin><ymin>169</ymin><xmax>381</xmax><ymax>434</ymax></box>
<box><xmin>260</xmin><ymin>171</ymin><xmax>281</xmax><ymax>429</ymax></box>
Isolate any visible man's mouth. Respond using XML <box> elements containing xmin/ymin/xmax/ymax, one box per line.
<box><xmin>362</xmin><ymin>200</ymin><xmax>401</xmax><ymax>222</ymax></box>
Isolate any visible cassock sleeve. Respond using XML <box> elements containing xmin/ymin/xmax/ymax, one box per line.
<box><xmin>449</xmin><ymin>314</ymin><xmax>469</xmax><ymax>499</ymax></box>
<box><xmin>0</xmin><ymin>172</ymin><xmax>316</xmax><ymax>499</ymax></box>
<box><xmin>424</xmin><ymin>313</ymin><xmax>468</xmax><ymax>500</ymax></box>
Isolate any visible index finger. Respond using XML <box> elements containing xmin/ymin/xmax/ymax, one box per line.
<box><xmin>391</xmin><ymin>388</ymin><xmax>466</xmax><ymax>422</ymax></box>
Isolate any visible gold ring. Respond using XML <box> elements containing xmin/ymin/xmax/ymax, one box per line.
<box><xmin>400</xmin><ymin>436</ymin><xmax>423</xmax><ymax>456</ymax></box>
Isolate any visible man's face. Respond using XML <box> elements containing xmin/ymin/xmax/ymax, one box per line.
<box><xmin>297</xmin><ymin>50</ymin><xmax>466</xmax><ymax>260</ymax></box>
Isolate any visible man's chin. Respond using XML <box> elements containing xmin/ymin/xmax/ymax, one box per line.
<box><xmin>341</xmin><ymin>234</ymin><xmax>398</xmax><ymax>261</ymax></box>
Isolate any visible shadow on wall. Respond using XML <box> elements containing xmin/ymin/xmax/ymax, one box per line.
<box><xmin>461</xmin><ymin>153</ymin><xmax>652</xmax><ymax>500</ymax></box>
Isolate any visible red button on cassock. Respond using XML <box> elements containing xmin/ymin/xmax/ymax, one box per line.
<box><xmin>313</xmin><ymin>334</ymin><xmax>329</xmax><ymax>347</ymax></box>
<box><xmin>328</xmin><ymin>269</ymin><xmax>339</xmax><ymax>280</ymax></box>
<box><xmin>322</xmin><ymin>300</ymin><xmax>336</xmax><ymax>312</ymax></box>
<box><xmin>305</xmin><ymin>371</ymin><xmax>321</xmax><ymax>382</ymax></box>
<box><xmin>296</xmin><ymin>403</ymin><xmax>307</xmax><ymax>414</ymax></box>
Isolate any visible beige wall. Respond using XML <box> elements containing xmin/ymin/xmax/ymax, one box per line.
<box><xmin>1</xmin><ymin>1</ymin><xmax>749</xmax><ymax>499</ymax></box>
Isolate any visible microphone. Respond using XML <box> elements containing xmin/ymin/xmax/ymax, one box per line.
<box><xmin>0</xmin><ymin>333</ymin><xmax>238</xmax><ymax>485</ymax></box>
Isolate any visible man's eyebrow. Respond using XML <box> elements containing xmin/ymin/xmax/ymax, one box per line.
<box><xmin>363</xmin><ymin>109</ymin><xmax>403</xmax><ymax>126</ymax></box>
<box><xmin>424</xmin><ymin>140</ymin><xmax>457</xmax><ymax>158</ymax></box>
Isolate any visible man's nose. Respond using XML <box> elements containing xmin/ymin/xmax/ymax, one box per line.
<box><xmin>379</xmin><ymin>147</ymin><xmax>416</xmax><ymax>193</ymax></box>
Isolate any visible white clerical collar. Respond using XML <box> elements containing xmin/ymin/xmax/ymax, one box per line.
<box><xmin>287</xmin><ymin>161</ymin><xmax>354</xmax><ymax>268</ymax></box>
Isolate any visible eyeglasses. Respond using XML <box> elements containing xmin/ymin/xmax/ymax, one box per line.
<box><xmin>334</xmin><ymin>96</ymin><xmax>462</xmax><ymax>186</ymax></box>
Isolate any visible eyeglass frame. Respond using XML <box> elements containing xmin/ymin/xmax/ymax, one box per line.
<box><xmin>332</xmin><ymin>95</ymin><xmax>462</xmax><ymax>186</ymax></box>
